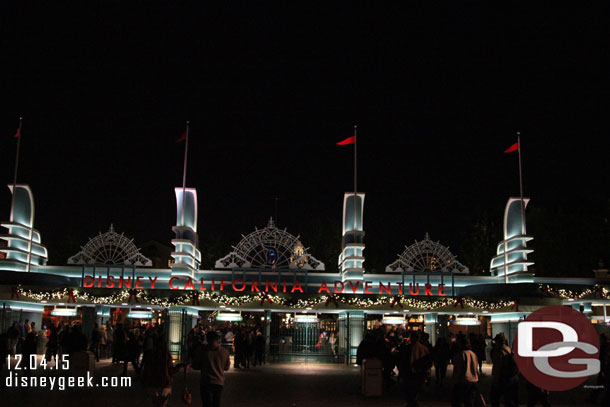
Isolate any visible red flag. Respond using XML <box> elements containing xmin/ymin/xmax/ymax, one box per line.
<box><xmin>504</xmin><ymin>142</ymin><xmax>519</xmax><ymax>153</ymax></box>
<box><xmin>336</xmin><ymin>136</ymin><xmax>355</xmax><ymax>145</ymax></box>
<box><xmin>177</xmin><ymin>132</ymin><xmax>186</xmax><ymax>143</ymax></box>
<box><xmin>13</xmin><ymin>128</ymin><xmax>20</xmax><ymax>139</ymax></box>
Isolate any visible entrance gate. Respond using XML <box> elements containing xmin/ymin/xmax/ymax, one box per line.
<box><xmin>269</xmin><ymin>313</ymin><xmax>344</xmax><ymax>363</ymax></box>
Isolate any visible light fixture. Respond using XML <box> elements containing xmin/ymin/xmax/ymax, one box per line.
<box><xmin>382</xmin><ymin>316</ymin><xmax>405</xmax><ymax>325</ymax></box>
<box><xmin>52</xmin><ymin>306</ymin><xmax>77</xmax><ymax>317</ymax></box>
<box><xmin>454</xmin><ymin>316</ymin><xmax>481</xmax><ymax>326</ymax></box>
<box><xmin>127</xmin><ymin>309</ymin><xmax>153</xmax><ymax>319</ymax></box>
<box><xmin>295</xmin><ymin>315</ymin><xmax>319</xmax><ymax>323</ymax></box>
<box><xmin>216</xmin><ymin>312</ymin><xmax>242</xmax><ymax>322</ymax></box>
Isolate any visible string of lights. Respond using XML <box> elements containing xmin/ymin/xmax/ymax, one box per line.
<box><xmin>538</xmin><ymin>284</ymin><xmax>608</xmax><ymax>300</ymax></box>
<box><xmin>15</xmin><ymin>286</ymin><xmax>516</xmax><ymax>311</ymax></box>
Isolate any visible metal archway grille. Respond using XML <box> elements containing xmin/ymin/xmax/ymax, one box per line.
<box><xmin>215</xmin><ymin>218</ymin><xmax>324</xmax><ymax>270</ymax></box>
<box><xmin>385</xmin><ymin>233</ymin><xmax>468</xmax><ymax>274</ymax></box>
<box><xmin>67</xmin><ymin>224</ymin><xmax>152</xmax><ymax>266</ymax></box>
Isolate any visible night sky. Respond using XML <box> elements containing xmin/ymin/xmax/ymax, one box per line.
<box><xmin>1</xmin><ymin>4</ymin><xmax>609</xmax><ymax>271</ymax></box>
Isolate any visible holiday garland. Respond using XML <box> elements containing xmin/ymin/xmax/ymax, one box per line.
<box><xmin>538</xmin><ymin>284</ymin><xmax>608</xmax><ymax>300</ymax></box>
<box><xmin>14</xmin><ymin>286</ymin><xmax>515</xmax><ymax>311</ymax></box>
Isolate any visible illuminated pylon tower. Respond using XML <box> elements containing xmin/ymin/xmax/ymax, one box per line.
<box><xmin>0</xmin><ymin>184</ymin><xmax>48</xmax><ymax>272</ymax></box>
<box><xmin>338</xmin><ymin>192</ymin><xmax>365</xmax><ymax>282</ymax></box>
<box><xmin>490</xmin><ymin>197</ymin><xmax>534</xmax><ymax>282</ymax></box>
<box><xmin>171</xmin><ymin>187</ymin><xmax>201</xmax><ymax>278</ymax></box>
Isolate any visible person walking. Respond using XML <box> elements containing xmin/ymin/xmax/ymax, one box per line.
<box><xmin>105</xmin><ymin>322</ymin><xmax>113</xmax><ymax>359</ymax></box>
<box><xmin>400</xmin><ymin>331</ymin><xmax>432</xmax><ymax>407</ymax></box>
<box><xmin>254</xmin><ymin>330</ymin><xmax>265</xmax><ymax>366</ymax></box>
<box><xmin>471</xmin><ymin>334</ymin><xmax>486</xmax><ymax>375</ymax></box>
<box><xmin>245</xmin><ymin>329</ymin><xmax>254</xmax><ymax>368</ymax></box>
<box><xmin>233</xmin><ymin>329</ymin><xmax>244</xmax><ymax>368</ymax></box>
<box><xmin>22</xmin><ymin>324</ymin><xmax>39</xmax><ymax>376</ymax></box>
<box><xmin>7</xmin><ymin>321</ymin><xmax>19</xmax><ymax>356</ymax></box>
<box><xmin>433</xmin><ymin>336</ymin><xmax>451</xmax><ymax>386</ymax></box>
<box><xmin>17</xmin><ymin>319</ymin><xmax>25</xmax><ymax>354</ymax></box>
<box><xmin>90</xmin><ymin>323</ymin><xmax>102</xmax><ymax>362</ymax></box>
<box><xmin>141</xmin><ymin>335</ymin><xmax>185</xmax><ymax>407</ymax></box>
<box><xmin>123</xmin><ymin>329</ymin><xmax>141</xmax><ymax>376</ymax></box>
<box><xmin>45</xmin><ymin>324</ymin><xmax>58</xmax><ymax>362</ymax></box>
<box><xmin>329</xmin><ymin>331</ymin><xmax>337</xmax><ymax>356</ymax></box>
<box><xmin>199</xmin><ymin>330</ymin><xmax>231</xmax><ymax>407</ymax></box>
<box><xmin>451</xmin><ymin>339</ymin><xmax>479</xmax><ymax>407</ymax></box>
<box><xmin>490</xmin><ymin>334</ymin><xmax>518</xmax><ymax>407</ymax></box>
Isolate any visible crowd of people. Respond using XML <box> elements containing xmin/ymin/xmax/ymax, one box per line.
<box><xmin>187</xmin><ymin>324</ymin><xmax>266</xmax><ymax>369</ymax></box>
<box><xmin>357</xmin><ymin>326</ymin><xmax>610</xmax><ymax>407</ymax></box>
<box><xmin>2</xmin><ymin>318</ymin><xmax>610</xmax><ymax>406</ymax></box>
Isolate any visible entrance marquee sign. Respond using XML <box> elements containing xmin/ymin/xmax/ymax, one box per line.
<box><xmin>82</xmin><ymin>276</ymin><xmax>449</xmax><ymax>296</ymax></box>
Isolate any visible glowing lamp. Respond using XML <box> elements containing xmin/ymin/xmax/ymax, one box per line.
<box><xmin>216</xmin><ymin>312</ymin><xmax>242</xmax><ymax>322</ymax></box>
<box><xmin>127</xmin><ymin>309</ymin><xmax>153</xmax><ymax>319</ymax></box>
<box><xmin>382</xmin><ymin>316</ymin><xmax>405</xmax><ymax>325</ymax></box>
<box><xmin>295</xmin><ymin>315</ymin><xmax>319</xmax><ymax>323</ymax></box>
<box><xmin>52</xmin><ymin>307</ymin><xmax>77</xmax><ymax>317</ymax></box>
<box><xmin>454</xmin><ymin>316</ymin><xmax>480</xmax><ymax>326</ymax></box>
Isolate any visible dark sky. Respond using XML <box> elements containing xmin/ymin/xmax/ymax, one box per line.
<box><xmin>1</xmin><ymin>3</ymin><xmax>609</xmax><ymax>268</ymax></box>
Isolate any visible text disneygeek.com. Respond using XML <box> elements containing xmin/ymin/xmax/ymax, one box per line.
<box><xmin>5</xmin><ymin>354</ymin><xmax>131</xmax><ymax>390</ymax></box>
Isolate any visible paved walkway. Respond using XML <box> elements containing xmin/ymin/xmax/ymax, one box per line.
<box><xmin>1</xmin><ymin>357</ymin><xmax>605</xmax><ymax>406</ymax></box>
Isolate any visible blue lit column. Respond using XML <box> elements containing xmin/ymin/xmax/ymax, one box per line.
<box><xmin>171</xmin><ymin>188</ymin><xmax>202</xmax><ymax>279</ymax></box>
<box><xmin>338</xmin><ymin>193</ymin><xmax>365</xmax><ymax>282</ymax></box>
<box><xmin>0</xmin><ymin>184</ymin><xmax>48</xmax><ymax>272</ymax></box>
<box><xmin>490</xmin><ymin>198</ymin><xmax>534</xmax><ymax>283</ymax></box>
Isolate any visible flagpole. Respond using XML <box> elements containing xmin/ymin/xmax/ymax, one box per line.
<box><xmin>10</xmin><ymin>117</ymin><xmax>23</xmax><ymax>221</ymax></box>
<box><xmin>353</xmin><ymin>125</ymin><xmax>358</xmax><ymax>234</ymax></box>
<box><xmin>181</xmin><ymin>121</ymin><xmax>190</xmax><ymax>226</ymax></box>
<box><xmin>517</xmin><ymin>132</ymin><xmax>525</xmax><ymax>235</ymax></box>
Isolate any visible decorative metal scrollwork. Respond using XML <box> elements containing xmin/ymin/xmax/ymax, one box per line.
<box><xmin>215</xmin><ymin>218</ymin><xmax>324</xmax><ymax>270</ymax></box>
<box><xmin>67</xmin><ymin>224</ymin><xmax>152</xmax><ymax>266</ymax></box>
<box><xmin>385</xmin><ymin>233</ymin><xmax>468</xmax><ymax>274</ymax></box>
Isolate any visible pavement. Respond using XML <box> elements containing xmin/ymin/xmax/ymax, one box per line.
<box><xmin>0</xmin><ymin>356</ymin><xmax>606</xmax><ymax>407</ymax></box>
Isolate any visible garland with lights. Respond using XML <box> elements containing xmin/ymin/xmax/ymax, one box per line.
<box><xmin>15</xmin><ymin>286</ymin><xmax>516</xmax><ymax>311</ymax></box>
<box><xmin>538</xmin><ymin>284</ymin><xmax>608</xmax><ymax>300</ymax></box>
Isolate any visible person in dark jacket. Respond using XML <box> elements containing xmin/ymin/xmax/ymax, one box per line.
<box><xmin>45</xmin><ymin>324</ymin><xmax>58</xmax><ymax>362</ymax></box>
<box><xmin>490</xmin><ymin>333</ymin><xmax>518</xmax><ymax>407</ymax></box>
<box><xmin>22</xmin><ymin>326</ymin><xmax>39</xmax><ymax>376</ymax></box>
<box><xmin>433</xmin><ymin>336</ymin><xmax>451</xmax><ymax>386</ymax></box>
<box><xmin>7</xmin><ymin>322</ymin><xmax>19</xmax><ymax>356</ymax></box>
<box><xmin>401</xmin><ymin>331</ymin><xmax>432</xmax><ymax>407</ymax></box>
<box><xmin>123</xmin><ymin>330</ymin><xmax>141</xmax><ymax>376</ymax></box>
<box><xmin>90</xmin><ymin>323</ymin><xmax>102</xmax><ymax>362</ymax></box>
<box><xmin>356</xmin><ymin>332</ymin><xmax>379</xmax><ymax>365</ymax></box>
<box><xmin>470</xmin><ymin>333</ymin><xmax>486</xmax><ymax>375</ymax></box>
<box><xmin>0</xmin><ymin>331</ymin><xmax>9</xmax><ymax>374</ymax></box>
<box><xmin>254</xmin><ymin>330</ymin><xmax>266</xmax><ymax>366</ymax></box>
